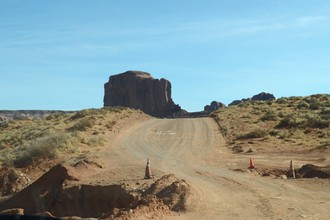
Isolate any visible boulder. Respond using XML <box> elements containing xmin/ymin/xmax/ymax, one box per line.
<box><xmin>204</xmin><ymin>101</ymin><xmax>226</xmax><ymax>112</ymax></box>
<box><xmin>104</xmin><ymin>71</ymin><xmax>181</xmax><ymax>117</ymax></box>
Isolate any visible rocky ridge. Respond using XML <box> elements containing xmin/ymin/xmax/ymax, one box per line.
<box><xmin>229</xmin><ymin>92</ymin><xmax>275</xmax><ymax>106</ymax></box>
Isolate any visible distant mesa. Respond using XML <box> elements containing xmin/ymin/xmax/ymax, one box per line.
<box><xmin>103</xmin><ymin>71</ymin><xmax>182</xmax><ymax>117</ymax></box>
<box><xmin>229</xmin><ymin>92</ymin><xmax>275</xmax><ymax>106</ymax></box>
<box><xmin>204</xmin><ymin>101</ymin><xmax>226</xmax><ymax>112</ymax></box>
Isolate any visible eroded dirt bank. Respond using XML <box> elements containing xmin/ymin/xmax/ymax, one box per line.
<box><xmin>0</xmin><ymin>163</ymin><xmax>190</xmax><ymax>219</ymax></box>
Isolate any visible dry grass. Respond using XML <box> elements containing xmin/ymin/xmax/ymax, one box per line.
<box><xmin>0</xmin><ymin>107</ymin><xmax>142</xmax><ymax>168</ymax></box>
<box><xmin>210</xmin><ymin>94</ymin><xmax>330</xmax><ymax>154</ymax></box>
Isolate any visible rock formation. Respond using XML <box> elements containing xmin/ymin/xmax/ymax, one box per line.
<box><xmin>251</xmin><ymin>92</ymin><xmax>276</xmax><ymax>101</ymax></box>
<box><xmin>229</xmin><ymin>92</ymin><xmax>276</xmax><ymax>106</ymax></box>
<box><xmin>204</xmin><ymin>101</ymin><xmax>226</xmax><ymax>112</ymax></box>
<box><xmin>104</xmin><ymin>71</ymin><xmax>181</xmax><ymax>117</ymax></box>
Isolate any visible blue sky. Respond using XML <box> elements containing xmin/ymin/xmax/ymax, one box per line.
<box><xmin>1</xmin><ymin>0</ymin><xmax>329</xmax><ymax>112</ymax></box>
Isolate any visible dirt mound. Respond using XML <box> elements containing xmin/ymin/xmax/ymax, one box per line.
<box><xmin>0</xmin><ymin>168</ymin><xmax>30</xmax><ymax>196</ymax></box>
<box><xmin>0</xmin><ymin>163</ymin><xmax>190</xmax><ymax>219</ymax></box>
<box><xmin>0</xmin><ymin>164</ymin><xmax>78</xmax><ymax>214</ymax></box>
<box><xmin>51</xmin><ymin>184</ymin><xmax>134</xmax><ymax>218</ymax></box>
<box><xmin>102</xmin><ymin>195</ymin><xmax>171</xmax><ymax>220</ymax></box>
<box><xmin>144</xmin><ymin>174</ymin><xmax>191</xmax><ymax>211</ymax></box>
<box><xmin>297</xmin><ymin>164</ymin><xmax>330</xmax><ymax>179</ymax></box>
<box><xmin>100</xmin><ymin>174</ymin><xmax>190</xmax><ymax>220</ymax></box>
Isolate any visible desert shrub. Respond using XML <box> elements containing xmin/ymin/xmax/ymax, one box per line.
<box><xmin>46</xmin><ymin>112</ymin><xmax>67</xmax><ymax>120</ymax></box>
<box><xmin>104</xmin><ymin>106</ymin><xmax>127</xmax><ymax>113</ymax></box>
<box><xmin>70</xmin><ymin>111</ymin><xmax>88</xmax><ymax>120</ymax></box>
<box><xmin>306</xmin><ymin>115</ymin><xmax>329</xmax><ymax>129</ymax></box>
<box><xmin>238</xmin><ymin>129</ymin><xmax>268</xmax><ymax>139</ymax></box>
<box><xmin>267</xmin><ymin>101</ymin><xmax>273</xmax><ymax>106</ymax></box>
<box><xmin>276</xmin><ymin>98</ymin><xmax>288</xmax><ymax>104</ymax></box>
<box><xmin>69</xmin><ymin>109</ymin><xmax>106</xmax><ymax>121</ymax></box>
<box><xmin>0</xmin><ymin>149</ymin><xmax>15</xmax><ymax>167</ymax></box>
<box><xmin>303</xmin><ymin>97</ymin><xmax>321</xmax><ymax>110</ymax></box>
<box><xmin>320</xmin><ymin>108</ymin><xmax>330</xmax><ymax>120</ymax></box>
<box><xmin>310</xmin><ymin>102</ymin><xmax>321</xmax><ymax>110</ymax></box>
<box><xmin>277</xmin><ymin>111</ymin><xmax>285</xmax><ymax>118</ymax></box>
<box><xmin>106</xmin><ymin>120</ymin><xmax>117</xmax><ymax>130</ymax></box>
<box><xmin>0</xmin><ymin>121</ymin><xmax>9</xmax><ymax>129</ymax></box>
<box><xmin>68</xmin><ymin>118</ymin><xmax>93</xmax><ymax>132</ymax></box>
<box><xmin>13</xmin><ymin>133</ymin><xmax>74</xmax><ymax>167</ymax></box>
<box><xmin>275</xmin><ymin>115</ymin><xmax>302</xmax><ymax>128</ymax></box>
<box><xmin>278</xmin><ymin>130</ymin><xmax>290</xmax><ymax>139</ymax></box>
<box><xmin>260</xmin><ymin>110</ymin><xmax>278</xmax><ymax>121</ymax></box>
<box><xmin>297</xmin><ymin>101</ymin><xmax>310</xmax><ymax>109</ymax></box>
<box><xmin>238</xmin><ymin>102</ymin><xmax>251</xmax><ymax>108</ymax></box>
<box><xmin>268</xmin><ymin>129</ymin><xmax>279</xmax><ymax>136</ymax></box>
<box><xmin>87</xmin><ymin>136</ymin><xmax>105</xmax><ymax>147</ymax></box>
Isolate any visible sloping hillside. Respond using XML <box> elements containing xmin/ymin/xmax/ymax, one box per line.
<box><xmin>0</xmin><ymin>107</ymin><xmax>148</xmax><ymax>172</ymax></box>
<box><xmin>210</xmin><ymin>94</ymin><xmax>330</xmax><ymax>154</ymax></box>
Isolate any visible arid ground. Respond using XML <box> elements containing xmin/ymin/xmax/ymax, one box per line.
<box><xmin>97</xmin><ymin>116</ymin><xmax>330</xmax><ymax>219</ymax></box>
<box><xmin>1</xmin><ymin>95</ymin><xmax>330</xmax><ymax>219</ymax></box>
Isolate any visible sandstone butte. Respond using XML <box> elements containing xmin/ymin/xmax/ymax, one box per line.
<box><xmin>103</xmin><ymin>71</ymin><xmax>182</xmax><ymax>117</ymax></box>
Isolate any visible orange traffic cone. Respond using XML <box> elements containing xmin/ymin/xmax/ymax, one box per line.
<box><xmin>144</xmin><ymin>158</ymin><xmax>153</xmax><ymax>179</ymax></box>
<box><xmin>249</xmin><ymin>158</ymin><xmax>255</xmax><ymax>169</ymax></box>
<box><xmin>289</xmin><ymin>160</ymin><xmax>296</xmax><ymax>179</ymax></box>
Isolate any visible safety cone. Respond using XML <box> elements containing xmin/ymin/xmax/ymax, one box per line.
<box><xmin>289</xmin><ymin>160</ymin><xmax>296</xmax><ymax>179</ymax></box>
<box><xmin>249</xmin><ymin>158</ymin><xmax>255</xmax><ymax>169</ymax></box>
<box><xmin>144</xmin><ymin>158</ymin><xmax>153</xmax><ymax>179</ymax></box>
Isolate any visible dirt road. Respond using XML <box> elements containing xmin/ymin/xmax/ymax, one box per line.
<box><xmin>107</xmin><ymin>117</ymin><xmax>330</xmax><ymax>219</ymax></box>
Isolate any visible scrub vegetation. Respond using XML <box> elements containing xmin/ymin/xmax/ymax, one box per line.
<box><xmin>0</xmin><ymin>107</ymin><xmax>136</xmax><ymax>168</ymax></box>
<box><xmin>210</xmin><ymin>94</ymin><xmax>330</xmax><ymax>153</ymax></box>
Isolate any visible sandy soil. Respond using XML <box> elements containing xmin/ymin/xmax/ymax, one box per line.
<box><xmin>97</xmin><ymin>117</ymin><xmax>330</xmax><ymax>219</ymax></box>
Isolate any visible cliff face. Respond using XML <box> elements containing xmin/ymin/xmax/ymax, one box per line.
<box><xmin>104</xmin><ymin>71</ymin><xmax>181</xmax><ymax>117</ymax></box>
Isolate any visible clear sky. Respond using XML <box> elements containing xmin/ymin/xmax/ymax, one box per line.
<box><xmin>1</xmin><ymin>0</ymin><xmax>329</xmax><ymax>112</ymax></box>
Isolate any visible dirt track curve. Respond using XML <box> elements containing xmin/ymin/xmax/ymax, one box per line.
<box><xmin>105</xmin><ymin>117</ymin><xmax>330</xmax><ymax>219</ymax></box>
